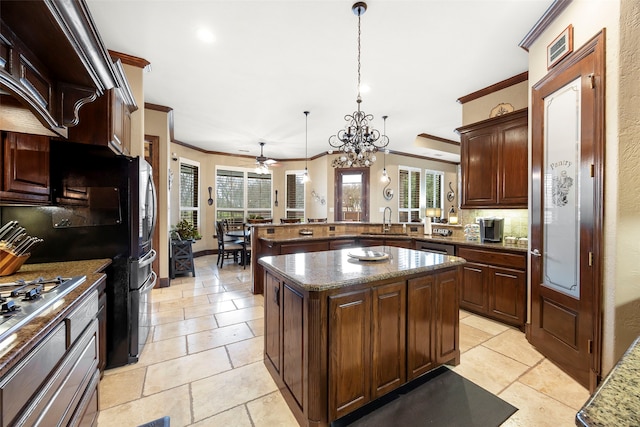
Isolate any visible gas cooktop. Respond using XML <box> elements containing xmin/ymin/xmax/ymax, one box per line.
<box><xmin>0</xmin><ymin>275</ymin><xmax>86</xmax><ymax>343</ymax></box>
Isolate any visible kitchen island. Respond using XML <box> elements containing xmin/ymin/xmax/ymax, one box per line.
<box><xmin>259</xmin><ymin>246</ymin><xmax>465</xmax><ymax>427</ymax></box>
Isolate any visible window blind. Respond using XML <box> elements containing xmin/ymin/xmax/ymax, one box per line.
<box><xmin>179</xmin><ymin>163</ymin><xmax>199</xmax><ymax>228</ymax></box>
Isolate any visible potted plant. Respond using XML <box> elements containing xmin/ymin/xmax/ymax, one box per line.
<box><xmin>246</xmin><ymin>214</ymin><xmax>265</xmax><ymax>224</ymax></box>
<box><xmin>171</xmin><ymin>219</ymin><xmax>202</xmax><ymax>241</ymax></box>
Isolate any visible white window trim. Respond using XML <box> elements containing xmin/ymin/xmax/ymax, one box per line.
<box><xmin>425</xmin><ymin>168</ymin><xmax>445</xmax><ymax>218</ymax></box>
<box><xmin>398</xmin><ymin>165</ymin><xmax>422</xmax><ymax>223</ymax></box>
<box><xmin>179</xmin><ymin>157</ymin><xmax>201</xmax><ymax>230</ymax></box>
<box><xmin>285</xmin><ymin>169</ymin><xmax>306</xmax><ymax>219</ymax></box>
<box><xmin>214</xmin><ymin>165</ymin><xmax>273</xmax><ymax>221</ymax></box>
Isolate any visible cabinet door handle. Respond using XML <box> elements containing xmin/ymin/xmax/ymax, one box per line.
<box><xmin>530</xmin><ymin>249</ymin><xmax>541</xmax><ymax>257</ymax></box>
<box><xmin>274</xmin><ymin>286</ymin><xmax>280</xmax><ymax>306</ymax></box>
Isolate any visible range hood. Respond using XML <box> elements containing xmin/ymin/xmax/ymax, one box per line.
<box><xmin>0</xmin><ymin>0</ymin><xmax>120</xmax><ymax>137</ymax></box>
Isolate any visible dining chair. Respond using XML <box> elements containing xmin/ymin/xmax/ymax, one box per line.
<box><xmin>307</xmin><ymin>218</ymin><xmax>328</xmax><ymax>223</ymax></box>
<box><xmin>240</xmin><ymin>224</ymin><xmax>252</xmax><ymax>269</ymax></box>
<box><xmin>215</xmin><ymin>221</ymin><xmax>243</xmax><ymax>268</ymax></box>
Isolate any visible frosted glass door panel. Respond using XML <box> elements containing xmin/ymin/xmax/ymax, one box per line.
<box><xmin>543</xmin><ymin>77</ymin><xmax>581</xmax><ymax>299</ymax></box>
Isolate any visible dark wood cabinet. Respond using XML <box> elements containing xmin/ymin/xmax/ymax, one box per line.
<box><xmin>280</xmin><ymin>240</ymin><xmax>329</xmax><ymax>255</ymax></box>
<box><xmin>97</xmin><ymin>277</ymin><xmax>108</xmax><ymax>375</ymax></box>
<box><xmin>264</xmin><ymin>273</ymin><xmax>282</xmax><ymax>376</ymax></box>
<box><xmin>407</xmin><ymin>275</ymin><xmax>436</xmax><ymax>379</ymax></box>
<box><xmin>0</xmin><ymin>289</ymin><xmax>100</xmax><ymax>427</ymax></box>
<box><xmin>371</xmin><ymin>281</ymin><xmax>406</xmax><ymax>399</ymax></box>
<box><xmin>329</xmin><ymin>239</ymin><xmax>357</xmax><ymax>250</ymax></box>
<box><xmin>457</xmin><ymin>246</ymin><xmax>526</xmax><ymax>328</ymax></box>
<box><xmin>282</xmin><ymin>284</ymin><xmax>305</xmax><ymax>409</ymax></box>
<box><xmin>384</xmin><ymin>238</ymin><xmax>413</xmax><ymax>249</ymax></box>
<box><xmin>435</xmin><ymin>269</ymin><xmax>460</xmax><ymax>363</ymax></box>
<box><xmin>328</xmin><ymin>288</ymin><xmax>372</xmax><ymax>419</ymax></box>
<box><xmin>1</xmin><ymin>131</ymin><xmax>50</xmax><ymax>204</ymax></box>
<box><xmin>457</xmin><ymin>109</ymin><xmax>528</xmax><ymax>208</ymax></box>
<box><xmin>68</xmin><ymin>87</ymin><xmax>134</xmax><ymax>156</ymax></box>
<box><xmin>264</xmin><ymin>265</ymin><xmax>460</xmax><ymax>426</ymax></box>
<box><xmin>357</xmin><ymin>238</ymin><xmax>380</xmax><ymax>247</ymax></box>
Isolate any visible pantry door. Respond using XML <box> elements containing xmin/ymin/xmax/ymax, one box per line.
<box><xmin>529</xmin><ymin>31</ymin><xmax>604</xmax><ymax>391</ymax></box>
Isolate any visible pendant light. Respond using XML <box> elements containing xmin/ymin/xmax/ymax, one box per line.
<box><xmin>303</xmin><ymin>111</ymin><xmax>311</xmax><ymax>182</ymax></box>
<box><xmin>380</xmin><ymin>115</ymin><xmax>390</xmax><ymax>183</ymax></box>
<box><xmin>329</xmin><ymin>2</ymin><xmax>389</xmax><ymax>168</ymax></box>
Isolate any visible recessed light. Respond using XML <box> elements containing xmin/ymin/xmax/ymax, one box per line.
<box><xmin>197</xmin><ymin>27</ymin><xmax>215</xmax><ymax>43</ymax></box>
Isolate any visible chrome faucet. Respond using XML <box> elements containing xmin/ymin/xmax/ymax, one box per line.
<box><xmin>383</xmin><ymin>207</ymin><xmax>392</xmax><ymax>232</ymax></box>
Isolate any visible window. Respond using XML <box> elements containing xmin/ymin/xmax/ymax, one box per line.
<box><xmin>285</xmin><ymin>171</ymin><xmax>305</xmax><ymax>220</ymax></box>
<box><xmin>179</xmin><ymin>160</ymin><xmax>200</xmax><ymax>231</ymax></box>
<box><xmin>398</xmin><ymin>166</ymin><xmax>421</xmax><ymax>222</ymax></box>
<box><xmin>425</xmin><ymin>169</ymin><xmax>444</xmax><ymax>214</ymax></box>
<box><xmin>216</xmin><ymin>167</ymin><xmax>272</xmax><ymax>227</ymax></box>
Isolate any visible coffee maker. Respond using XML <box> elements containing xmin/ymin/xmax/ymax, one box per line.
<box><xmin>478</xmin><ymin>217</ymin><xmax>504</xmax><ymax>243</ymax></box>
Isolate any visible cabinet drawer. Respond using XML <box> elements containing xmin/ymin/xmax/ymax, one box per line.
<box><xmin>329</xmin><ymin>239</ymin><xmax>356</xmax><ymax>250</ymax></box>
<box><xmin>280</xmin><ymin>241</ymin><xmax>329</xmax><ymax>255</ymax></box>
<box><xmin>0</xmin><ymin>324</ymin><xmax>66</xmax><ymax>427</ymax></box>
<box><xmin>17</xmin><ymin>320</ymin><xmax>98</xmax><ymax>427</ymax></box>
<box><xmin>457</xmin><ymin>247</ymin><xmax>526</xmax><ymax>270</ymax></box>
<box><xmin>66</xmin><ymin>290</ymin><xmax>98</xmax><ymax>347</ymax></box>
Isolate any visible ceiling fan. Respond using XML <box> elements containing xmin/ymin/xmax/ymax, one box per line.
<box><xmin>254</xmin><ymin>142</ymin><xmax>278</xmax><ymax>173</ymax></box>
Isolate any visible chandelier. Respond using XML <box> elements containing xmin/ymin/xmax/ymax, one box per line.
<box><xmin>329</xmin><ymin>2</ymin><xmax>389</xmax><ymax>168</ymax></box>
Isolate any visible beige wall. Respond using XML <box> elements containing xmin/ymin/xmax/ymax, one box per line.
<box><xmin>169</xmin><ymin>144</ymin><xmax>457</xmax><ymax>251</ymax></box>
<box><xmin>461</xmin><ymin>80</ymin><xmax>529</xmax><ymax>126</ymax></box>
<box><xmin>122</xmin><ymin>63</ymin><xmax>145</xmax><ymax>157</ymax></box>
<box><xmin>527</xmin><ymin>0</ymin><xmax>640</xmax><ymax>374</ymax></box>
<box><xmin>613</xmin><ymin>0</ymin><xmax>640</xmax><ymax>369</ymax></box>
<box><xmin>145</xmin><ymin>109</ymin><xmax>172</xmax><ymax>280</ymax></box>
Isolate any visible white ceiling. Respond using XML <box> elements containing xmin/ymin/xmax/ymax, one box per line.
<box><xmin>86</xmin><ymin>0</ymin><xmax>551</xmax><ymax>164</ymax></box>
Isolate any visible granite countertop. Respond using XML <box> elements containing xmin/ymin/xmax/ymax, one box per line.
<box><xmin>258</xmin><ymin>246</ymin><xmax>466</xmax><ymax>291</ymax></box>
<box><xmin>576</xmin><ymin>336</ymin><xmax>640</xmax><ymax>426</ymax></box>
<box><xmin>258</xmin><ymin>232</ymin><xmax>528</xmax><ymax>253</ymax></box>
<box><xmin>0</xmin><ymin>258</ymin><xmax>111</xmax><ymax>376</ymax></box>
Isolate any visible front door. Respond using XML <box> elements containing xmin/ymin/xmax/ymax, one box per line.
<box><xmin>529</xmin><ymin>31</ymin><xmax>604</xmax><ymax>391</ymax></box>
<box><xmin>334</xmin><ymin>168</ymin><xmax>370</xmax><ymax>222</ymax></box>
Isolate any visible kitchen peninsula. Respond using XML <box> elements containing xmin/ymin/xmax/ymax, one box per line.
<box><xmin>259</xmin><ymin>246</ymin><xmax>465</xmax><ymax>427</ymax></box>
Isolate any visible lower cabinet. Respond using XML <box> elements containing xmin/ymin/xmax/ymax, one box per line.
<box><xmin>458</xmin><ymin>246</ymin><xmax>526</xmax><ymax>328</ymax></box>
<box><xmin>280</xmin><ymin>241</ymin><xmax>329</xmax><ymax>255</ymax></box>
<box><xmin>0</xmin><ymin>290</ymin><xmax>100</xmax><ymax>427</ymax></box>
<box><xmin>264</xmin><ymin>266</ymin><xmax>460</xmax><ymax>426</ymax></box>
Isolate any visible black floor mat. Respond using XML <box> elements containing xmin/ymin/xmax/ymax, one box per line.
<box><xmin>332</xmin><ymin>366</ymin><xmax>518</xmax><ymax>427</ymax></box>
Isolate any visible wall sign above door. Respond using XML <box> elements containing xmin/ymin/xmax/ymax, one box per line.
<box><xmin>547</xmin><ymin>24</ymin><xmax>573</xmax><ymax>69</ymax></box>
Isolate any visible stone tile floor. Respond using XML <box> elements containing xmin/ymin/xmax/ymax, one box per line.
<box><xmin>97</xmin><ymin>255</ymin><xmax>589</xmax><ymax>426</ymax></box>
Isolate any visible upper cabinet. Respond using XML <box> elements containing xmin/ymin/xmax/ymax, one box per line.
<box><xmin>457</xmin><ymin>109</ymin><xmax>528</xmax><ymax>208</ymax></box>
<box><xmin>0</xmin><ymin>0</ymin><xmax>135</xmax><ymax>143</ymax></box>
<box><xmin>1</xmin><ymin>131</ymin><xmax>50</xmax><ymax>204</ymax></box>
<box><xmin>68</xmin><ymin>85</ymin><xmax>135</xmax><ymax>156</ymax></box>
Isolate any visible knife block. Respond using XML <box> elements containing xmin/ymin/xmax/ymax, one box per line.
<box><xmin>0</xmin><ymin>248</ymin><xmax>29</xmax><ymax>276</ymax></box>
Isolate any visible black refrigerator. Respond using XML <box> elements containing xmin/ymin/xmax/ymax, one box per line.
<box><xmin>0</xmin><ymin>141</ymin><xmax>157</xmax><ymax>368</ymax></box>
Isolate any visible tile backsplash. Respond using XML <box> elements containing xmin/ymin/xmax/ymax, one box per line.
<box><xmin>456</xmin><ymin>209</ymin><xmax>528</xmax><ymax>238</ymax></box>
